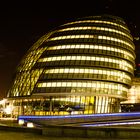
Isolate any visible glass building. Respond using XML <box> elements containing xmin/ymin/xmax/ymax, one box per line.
<box><xmin>6</xmin><ymin>15</ymin><xmax>135</xmax><ymax>116</ymax></box>
<box><xmin>121</xmin><ymin>77</ymin><xmax>140</xmax><ymax>112</ymax></box>
<box><xmin>121</xmin><ymin>65</ymin><xmax>140</xmax><ymax>112</ymax></box>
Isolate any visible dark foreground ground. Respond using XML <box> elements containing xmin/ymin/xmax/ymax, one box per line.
<box><xmin>0</xmin><ymin>118</ymin><xmax>139</xmax><ymax>140</ymax></box>
<box><xmin>0</xmin><ymin>130</ymin><xmax>135</xmax><ymax>140</ymax></box>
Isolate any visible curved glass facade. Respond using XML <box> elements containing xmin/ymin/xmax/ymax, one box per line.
<box><xmin>7</xmin><ymin>15</ymin><xmax>135</xmax><ymax>116</ymax></box>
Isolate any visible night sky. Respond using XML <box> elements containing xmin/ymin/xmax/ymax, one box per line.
<box><xmin>0</xmin><ymin>0</ymin><xmax>140</xmax><ymax>99</ymax></box>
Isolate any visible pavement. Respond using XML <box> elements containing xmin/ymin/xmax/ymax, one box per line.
<box><xmin>0</xmin><ymin>130</ymin><xmax>134</xmax><ymax>140</ymax></box>
<box><xmin>0</xmin><ymin>117</ymin><xmax>138</xmax><ymax>140</ymax></box>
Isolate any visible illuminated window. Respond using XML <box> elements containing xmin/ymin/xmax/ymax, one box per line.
<box><xmin>47</xmin><ymin>45</ymin><xmax>134</xmax><ymax>61</ymax></box>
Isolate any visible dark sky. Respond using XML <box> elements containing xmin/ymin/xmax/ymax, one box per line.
<box><xmin>0</xmin><ymin>0</ymin><xmax>140</xmax><ymax>99</ymax></box>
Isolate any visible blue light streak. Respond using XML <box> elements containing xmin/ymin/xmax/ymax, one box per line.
<box><xmin>82</xmin><ymin>120</ymin><xmax>140</xmax><ymax>127</ymax></box>
<box><xmin>18</xmin><ymin>112</ymin><xmax>140</xmax><ymax>120</ymax></box>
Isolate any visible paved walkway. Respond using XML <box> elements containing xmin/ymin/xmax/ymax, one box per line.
<box><xmin>0</xmin><ymin>130</ymin><xmax>133</xmax><ymax>140</ymax></box>
<box><xmin>0</xmin><ymin>118</ymin><xmax>136</xmax><ymax>139</ymax></box>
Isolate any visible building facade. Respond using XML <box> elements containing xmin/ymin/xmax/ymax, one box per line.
<box><xmin>121</xmin><ymin>77</ymin><xmax>140</xmax><ymax>112</ymax></box>
<box><xmin>121</xmin><ymin>65</ymin><xmax>140</xmax><ymax>112</ymax></box>
<box><xmin>6</xmin><ymin>15</ymin><xmax>135</xmax><ymax>116</ymax></box>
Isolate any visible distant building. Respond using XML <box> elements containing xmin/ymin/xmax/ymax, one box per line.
<box><xmin>6</xmin><ymin>15</ymin><xmax>135</xmax><ymax>117</ymax></box>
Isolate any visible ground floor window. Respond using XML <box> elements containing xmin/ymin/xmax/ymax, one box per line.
<box><xmin>7</xmin><ymin>95</ymin><xmax>120</xmax><ymax>117</ymax></box>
